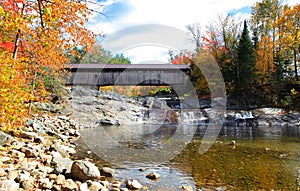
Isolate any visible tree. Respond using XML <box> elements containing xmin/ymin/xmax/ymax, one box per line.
<box><xmin>186</xmin><ymin>23</ymin><xmax>202</xmax><ymax>52</ymax></box>
<box><xmin>0</xmin><ymin>0</ymin><xmax>96</xmax><ymax>132</ymax></box>
<box><xmin>108</xmin><ymin>54</ymin><xmax>131</xmax><ymax>64</ymax></box>
<box><xmin>202</xmin><ymin>15</ymin><xmax>242</xmax><ymax>95</ymax></box>
<box><xmin>235</xmin><ymin>21</ymin><xmax>256</xmax><ymax>94</ymax></box>
<box><xmin>275</xmin><ymin>4</ymin><xmax>300</xmax><ymax>80</ymax></box>
<box><xmin>251</xmin><ymin>0</ymin><xmax>284</xmax><ymax>83</ymax></box>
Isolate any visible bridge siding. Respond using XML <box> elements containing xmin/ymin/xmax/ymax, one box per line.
<box><xmin>66</xmin><ymin>64</ymin><xmax>189</xmax><ymax>86</ymax></box>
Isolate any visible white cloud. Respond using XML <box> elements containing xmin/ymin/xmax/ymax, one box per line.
<box><xmin>87</xmin><ymin>0</ymin><xmax>298</xmax><ymax>63</ymax></box>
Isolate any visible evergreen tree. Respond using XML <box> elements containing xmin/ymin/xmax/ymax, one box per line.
<box><xmin>235</xmin><ymin>20</ymin><xmax>256</xmax><ymax>94</ymax></box>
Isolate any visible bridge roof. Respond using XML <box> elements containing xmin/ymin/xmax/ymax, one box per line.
<box><xmin>68</xmin><ymin>64</ymin><xmax>190</xmax><ymax>70</ymax></box>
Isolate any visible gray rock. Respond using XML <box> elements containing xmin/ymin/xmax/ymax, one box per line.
<box><xmin>87</xmin><ymin>180</ymin><xmax>104</xmax><ymax>191</ymax></box>
<box><xmin>9</xmin><ymin>149</ymin><xmax>25</xmax><ymax>159</ymax></box>
<box><xmin>0</xmin><ymin>180</ymin><xmax>19</xmax><ymax>191</ymax></box>
<box><xmin>7</xmin><ymin>170</ymin><xmax>19</xmax><ymax>181</ymax></box>
<box><xmin>215</xmin><ymin>186</ymin><xmax>227</xmax><ymax>191</ymax></box>
<box><xmin>0</xmin><ymin>168</ymin><xmax>7</xmax><ymax>177</ymax></box>
<box><xmin>70</xmin><ymin>160</ymin><xmax>101</xmax><ymax>181</ymax></box>
<box><xmin>145</xmin><ymin>172</ymin><xmax>160</xmax><ymax>180</ymax></box>
<box><xmin>20</xmin><ymin>132</ymin><xmax>38</xmax><ymax>139</ymax></box>
<box><xmin>100</xmin><ymin>180</ymin><xmax>110</xmax><ymax>188</ymax></box>
<box><xmin>18</xmin><ymin>171</ymin><xmax>31</xmax><ymax>182</ymax></box>
<box><xmin>34</xmin><ymin>136</ymin><xmax>46</xmax><ymax>144</ymax></box>
<box><xmin>126</xmin><ymin>180</ymin><xmax>142</xmax><ymax>190</ymax></box>
<box><xmin>79</xmin><ymin>182</ymin><xmax>89</xmax><ymax>191</ymax></box>
<box><xmin>52</xmin><ymin>157</ymin><xmax>74</xmax><ymax>174</ymax></box>
<box><xmin>96</xmin><ymin>118</ymin><xmax>120</xmax><ymax>126</ymax></box>
<box><xmin>0</xmin><ymin>131</ymin><xmax>14</xmax><ymax>146</ymax></box>
<box><xmin>181</xmin><ymin>185</ymin><xmax>193</xmax><ymax>191</ymax></box>
<box><xmin>21</xmin><ymin>180</ymin><xmax>34</xmax><ymax>190</ymax></box>
<box><xmin>61</xmin><ymin>179</ymin><xmax>78</xmax><ymax>191</ymax></box>
<box><xmin>101</xmin><ymin>167</ymin><xmax>115</xmax><ymax>177</ymax></box>
<box><xmin>39</xmin><ymin>153</ymin><xmax>53</xmax><ymax>165</ymax></box>
<box><xmin>55</xmin><ymin>174</ymin><xmax>65</xmax><ymax>185</ymax></box>
<box><xmin>111</xmin><ymin>180</ymin><xmax>121</xmax><ymax>188</ymax></box>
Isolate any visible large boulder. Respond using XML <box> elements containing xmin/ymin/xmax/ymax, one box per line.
<box><xmin>70</xmin><ymin>160</ymin><xmax>101</xmax><ymax>181</ymax></box>
<box><xmin>52</xmin><ymin>157</ymin><xmax>74</xmax><ymax>174</ymax></box>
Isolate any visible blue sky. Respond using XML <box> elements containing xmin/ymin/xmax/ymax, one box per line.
<box><xmin>87</xmin><ymin>0</ymin><xmax>298</xmax><ymax>64</ymax></box>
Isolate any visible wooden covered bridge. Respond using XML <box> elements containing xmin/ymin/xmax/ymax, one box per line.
<box><xmin>65</xmin><ymin>64</ymin><xmax>190</xmax><ymax>86</ymax></box>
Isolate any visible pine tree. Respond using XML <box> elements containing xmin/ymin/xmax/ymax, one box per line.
<box><xmin>235</xmin><ymin>20</ymin><xmax>256</xmax><ymax>94</ymax></box>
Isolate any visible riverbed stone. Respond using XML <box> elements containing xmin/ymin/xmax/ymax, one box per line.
<box><xmin>52</xmin><ymin>157</ymin><xmax>74</xmax><ymax>174</ymax></box>
<box><xmin>87</xmin><ymin>180</ymin><xmax>104</xmax><ymax>191</ymax></box>
<box><xmin>70</xmin><ymin>160</ymin><xmax>101</xmax><ymax>181</ymax></box>
<box><xmin>61</xmin><ymin>179</ymin><xmax>78</xmax><ymax>191</ymax></box>
<box><xmin>55</xmin><ymin>174</ymin><xmax>65</xmax><ymax>185</ymax></box>
<box><xmin>9</xmin><ymin>149</ymin><xmax>25</xmax><ymax>159</ymax></box>
<box><xmin>7</xmin><ymin>170</ymin><xmax>19</xmax><ymax>181</ymax></box>
<box><xmin>126</xmin><ymin>180</ymin><xmax>142</xmax><ymax>190</ymax></box>
<box><xmin>101</xmin><ymin>167</ymin><xmax>115</xmax><ymax>177</ymax></box>
<box><xmin>146</xmin><ymin>172</ymin><xmax>160</xmax><ymax>180</ymax></box>
<box><xmin>181</xmin><ymin>185</ymin><xmax>193</xmax><ymax>191</ymax></box>
<box><xmin>0</xmin><ymin>131</ymin><xmax>14</xmax><ymax>146</ymax></box>
<box><xmin>0</xmin><ymin>180</ymin><xmax>19</xmax><ymax>191</ymax></box>
<box><xmin>21</xmin><ymin>180</ymin><xmax>35</xmax><ymax>190</ymax></box>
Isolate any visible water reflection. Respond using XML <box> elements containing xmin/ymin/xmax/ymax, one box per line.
<box><xmin>77</xmin><ymin>125</ymin><xmax>300</xmax><ymax>190</ymax></box>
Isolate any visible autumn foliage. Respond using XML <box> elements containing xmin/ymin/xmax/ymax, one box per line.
<box><xmin>0</xmin><ymin>0</ymin><xmax>95</xmax><ymax>132</ymax></box>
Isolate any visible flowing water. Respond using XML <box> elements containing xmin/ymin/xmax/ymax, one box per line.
<box><xmin>75</xmin><ymin>123</ymin><xmax>300</xmax><ymax>190</ymax></box>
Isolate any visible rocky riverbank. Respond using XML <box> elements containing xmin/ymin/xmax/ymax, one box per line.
<box><xmin>0</xmin><ymin>86</ymin><xmax>299</xmax><ymax>191</ymax></box>
<box><xmin>0</xmin><ymin>114</ymin><xmax>170</xmax><ymax>191</ymax></box>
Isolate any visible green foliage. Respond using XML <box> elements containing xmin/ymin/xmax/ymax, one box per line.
<box><xmin>235</xmin><ymin>21</ymin><xmax>256</xmax><ymax>95</ymax></box>
<box><xmin>149</xmin><ymin>87</ymin><xmax>174</xmax><ymax>96</ymax></box>
<box><xmin>108</xmin><ymin>54</ymin><xmax>131</xmax><ymax>64</ymax></box>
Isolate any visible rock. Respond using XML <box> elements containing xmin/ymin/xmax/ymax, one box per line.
<box><xmin>48</xmin><ymin>173</ymin><xmax>57</xmax><ymax>180</ymax></box>
<box><xmin>101</xmin><ymin>167</ymin><xmax>115</xmax><ymax>177</ymax></box>
<box><xmin>55</xmin><ymin>174</ymin><xmax>65</xmax><ymax>185</ymax></box>
<box><xmin>0</xmin><ymin>131</ymin><xmax>14</xmax><ymax>146</ymax></box>
<box><xmin>215</xmin><ymin>186</ymin><xmax>227</xmax><ymax>191</ymax></box>
<box><xmin>79</xmin><ymin>182</ymin><xmax>89</xmax><ymax>191</ymax></box>
<box><xmin>52</xmin><ymin>157</ymin><xmax>74</xmax><ymax>174</ymax></box>
<box><xmin>21</xmin><ymin>180</ymin><xmax>34</xmax><ymax>190</ymax></box>
<box><xmin>7</xmin><ymin>170</ymin><xmax>19</xmax><ymax>181</ymax></box>
<box><xmin>87</xmin><ymin>180</ymin><xmax>104</xmax><ymax>191</ymax></box>
<box><xmin>126</xmin><ymin>180</ymin><xmax>142</xmax><ymax>190</ymax></box>
<box><xmin>0</xmin><ymin>168</ymin><xmax>7</xmax><ymax>177</ymax></box>
<box><xmin>120</xmin><ymin>188</ymin><xmax>129</xmax><ymax>191</ymax></box>
<box><xmin>34</xmin><ymin>136</ymin><xmax>46</xmax><ymax>144</ymax></box>
<box><xmin>39</xmin><ymin>153</ymin><xmax>53</xmax><ymax>165</ymax></box>
<box><xmin>33</xmin><ymin>102</ymin><xmax>63</xmax><ymax>113</ymax></box>
<box><xmin>20</xmin><ymin>132</ymin><xmax>38</xmax><ymax>139</ymax></box>
<box><xmin>0</xmin><ymin>180</ymin><xmax>19</xmax><ymax>191</ymax></box>
<box><xmin>181</xmin><ymin>185</ymin><xmax>193</xmax><ymax>191</ymax></box>
<box><xmin>52</xmin><ymin>184</ymin><xmax>62</xmax><ymax>191</ymax></box>
<box><xmin>111</xmin><ymin>180</ymin><xmax>122</xmax><ymax>189</ymax></box>
<box><xmin>70</xmin><ymin>160</ymin><xmax>101</xmax><ymax>181</ymax></box>
<box><xmin>96</xmin><ymin>118</ymin><xmax>120</xmax><ymax>126</ymax></box>
<box><xmin>145</xmin><ymin>172</ymin><xmax>160</xmax><ymax>180</ymax></box>
<box><xmin>18</xmin><ymin>171</ymin><xmax>31</xmax><ymax>182</ymax></box>
<box><xmin>22</xmin><ymin>147</ymin><xmax>38</xmax><ymax>158</ymax></box>
<box><xmin>9</xmin><ymin>149</ymin><xmax>25</xmax><ymax>159</ymax></box>
<box><xmin>40</xmin><ymin>178</ymin><xmax>53</xmax><ymax>189</ymax></box>
<box><xmin>61</xmin><ymin>179</ymin><xmax>78</xmax><ymax>191</ymax></box>
<box><xmin>100</xmin><ymin>180</ymin><xmax>110</xmax><ymax>188</ymax></box>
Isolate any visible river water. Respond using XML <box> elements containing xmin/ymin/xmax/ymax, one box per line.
<box><xmin>75</xmin><ymin>124</ymin><xmax>300</xmax><ymax>190</ymax></box>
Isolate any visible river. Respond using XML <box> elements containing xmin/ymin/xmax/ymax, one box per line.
<box><xmin>74</xmin><ymin>124</ymin><xmax>300</xmax><ymax>190</ymax></box>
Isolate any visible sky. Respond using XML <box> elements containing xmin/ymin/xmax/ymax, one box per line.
<box><xmin>86</xmin><ymin>0</ymin><xmax>299</xmax><ymax>64</ymax></box>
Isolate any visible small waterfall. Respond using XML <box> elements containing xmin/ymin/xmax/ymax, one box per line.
<box><xmin>179</xmin><ymin>110</ymin><xmax>208</xmax><ymax>125</ymax></box>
